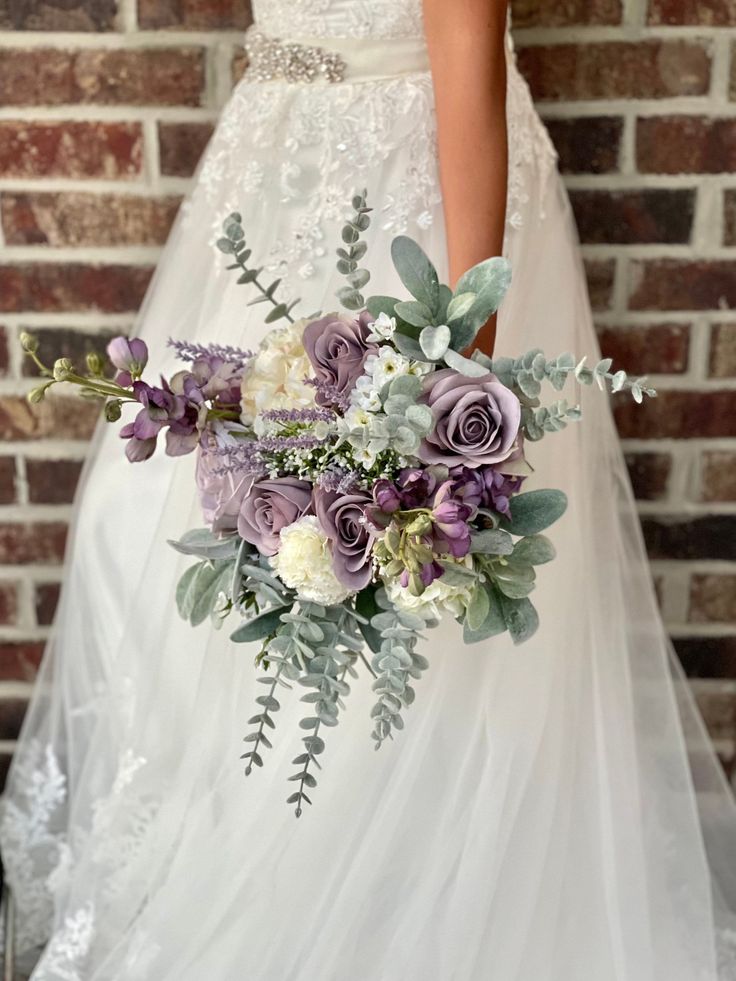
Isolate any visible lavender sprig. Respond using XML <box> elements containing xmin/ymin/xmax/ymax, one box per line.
<box><xmin>304</xmin><ymin>377</ymin><xmax>351</xmax><ymax>413</ymax></box>
<box><xmin>168</xmin><ymin>338</ymin><xmax>254</xmax><ymax>368</ymax></box>
<box><xmin>260</xmin><ymin>407</ymin><xmax>335</xmax><ymax>424</ymax></box>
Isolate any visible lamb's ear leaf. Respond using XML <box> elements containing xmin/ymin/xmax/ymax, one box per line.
<box><xmin>231</xmin><ymin>606</ymin><xmax>289</xmax><ymax>644</ymax></box>
<box><xmin>395</xmin><ymin>300</ymin><xmax>433</xmax><ymax>328</ymax></box>
<box><xmin>499</xmin><ymin>489</ymin><xmax>568</xmax><ymax>537</ymax></box>
<box><xmin>462</xmin><ymin>585</ymin><xmax>506</xmax><ymax>643</ymax></box>
<box><xmin>393</xmin><ymin>332</ymin><xmax>434</xmax><ymax>362</ymax></box>
<box><xmin>391</xmin><ymin>236</ymin><xmax>440</xmax><ymax>313</ymax></box>
<box><xmin>366</xmin><ymin>295</ymin><xmax>400</xmax><ymax>319</ymax></box>
<box><xmin>443</xmin><ymin>348</ymin><xmax>490</xmax><ymax>377</ymax></box>
<box><xmin>498</xmin><ymin>594</ymin><xmax>540</xmax><ymax>645</ymax></box>
<box><xmin>176</xmin><ymin>563</ymin><xmax>202</xmax><ymax>621</ymax></box>
<box><xmin>419</xmin><ymin>324</ymin><xmax>451</xmax><ymax>360</ymax></box>
<box><xmin>455</xmin><ymin>256</ymin><xmax>512</xmax><ymax>303</ymax></box>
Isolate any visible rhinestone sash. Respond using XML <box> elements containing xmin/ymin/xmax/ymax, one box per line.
<box><xmin>243</xmin><ymin>27</ymin><xmax>431</xmax><ymax>85</ymax></box>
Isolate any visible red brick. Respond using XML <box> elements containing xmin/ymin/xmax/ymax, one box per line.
<box><xmin>0</xmin><ymin>325</ymin><xmax>8</xmax><ymax>377</ymax></box>
<box><xmin>0</xmin><ymin>0</ymin><xmax>117</xmax><ymax>30</ymax></box>
<box><xmin>0</xmin><ymin>264</ymin><xmax>152</xmax><ymax>313</ymax></box>
<box><xmin>26</xmin><ymin>459</ymin><xmax>84</xmax><ymax>505</ymax></box>
<box><xmin>518</xmin><ymin>41</ymin><xmax>710</xmax><ymax>102</ymax></box>
<box><xmin>138</xmin><ymin>0</ymin><xmax>251</xmax><ymax>30</ymax></box>
<box><xmin>0</xmin><ymin>522</ymin><xmax>68</xmax><ymax>564</ymax></box>
<box><xmin>0</xmin><ymin>395</ymin><xmax>98</xmax><ymax>442</ymax></box>
<box><xmin>0</xmin><ymin>700</ymin><xmax>28</xmax><ymax>741</ymax></box>
<box><xmin>702</xmin><ymin>450</ymin><xmax>736</xmax><ymax>502</ymax></box>
<box><xmin>597</xmin><ymin>324</ymin><xmax>690</xmax><ymax>374</ymax></box>
<box><xmin>642</xmin><ymin>516</ymin><xmax>736</xmax><ymax>560</ymax></box>
<box><xmin>637</xmin><ymin>117</ymin><xmax>736</xmax><ymax>175</ymax></box>
<box><xmin>2</xmin><ymin>192</ymin><xmax>181</xmax><ymax>248</ymax></box>
<box><xmin>35</xmin><ymin>582</ymin><xmax>61</xmax><ymax>627</ymax></box>
<box><xmin>614</xmin><ymin>389</ymin><xmax>736</xmax><ymax>438</ymax></box>
<box><xmin>690</xmin><ymin>574</ymin><xmax>736</xmax><ymax>624</ymax></box>
<box><xmin>544</xmin><ymin>117</ymin><xmax>622</xmax><ymax>175</ymax></box>
<box><xmin>511</xmin><ymin>0</ymin><xmax>622</xmax><ymax>27</ymax></box>
<box><xmin>585</xmin><ymin>259</ymin><xmax>615</xmax><ymax>312</ymax></box>
<box><xmin>624</xmin><ymin>452</ymin><xmax>672</xmax><ymax>501</ymax></box>
<box><xmin>649</xmin><ymin>0</ymin><xmax>736</xmax><ymax>25</ymax></box>
<box><xmin>0</xmin><ymin>582</ymin><xmax>19</xmax><ymax>626</ymax></box>
<box><xmin>570</xmin><ymin>189</ymin><xmax>694</xmax><ymax>245</ymax></box>
<box><xmin>158</xmin><ymin>122</ymin><xmax>213</xmax><ymax>177</ymax></box>
<box><xmin>675</xmin><ymin>636</ymin><xmax>736</xmax><ymax>679</ymax></box>
<box><xmin>725</xmin><ymin>189</ymin><xmax>736</xmax><ymax>246</ymax></box>
<box><xmin>21</xmin><ymin>327</ymin><xmax>114</xmax><ymax>379</ymax></box>
<box><xmin>0</xmin><ymin>643</ymin><xmax>44</xmax><ymax>682</ymax></box>
<box><xmin>0</xmin><ymin>121</ymin><xmax>142</xmax><ymax>179</ymax></box>
<box><xmin>0</xmin><ymin>457</ymin><xmax>16</xmax><ymax>504</ymax></box>
<box><xmin>710</xmin><ymin>323</ymin><xmax>736</xmax><ymax>377</ymax></box>
<box><xmin>629</xmin><ymin>260</ymin><xmax>736</xmax><ymax>311</ymax></box>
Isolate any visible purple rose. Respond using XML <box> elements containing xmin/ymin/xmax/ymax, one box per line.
<box><xmin>196</xmin><ymin>449</ymin><xmax>253</xmax><ymax>535</ymax></box>
<box><xmin>314</xmin><ymin>488</ymin><xmax>374</xmax><ymax>591</ymax></box>
<box><xmin>302</xmin><ymin>312</ymin><xmax>377</xmax><ymax>409</ymax></box>
<box><xmin>238</xmin><ymin>477</ymin><xmax>312</xmax><ymax>556</ymax></box>
<box><xmin>419</xmin><ymin>370</ymin><xmax>521</xmax><ymax>469</ymax></box>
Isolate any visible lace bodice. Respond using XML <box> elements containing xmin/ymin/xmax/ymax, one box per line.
<box><xmin>252</xmin><ymin>0</ymin><xmax>425</xmax><ymax>40</ymax></box>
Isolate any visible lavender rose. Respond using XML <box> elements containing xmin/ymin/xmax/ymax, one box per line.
<box><xmin>314</xmin><ymin>488</ymin><xmax>374</xmax><ymax>591</ymax></box>
<box><xmin>302</xmin><ymin>312</ymin><xmax>377</xmax><ymax>410</ymax></box>
<box><xmin>238</xmin><ymin>477</ymin><xmax>312</xmax><ymax>556</ymax></box>
<box><xmin>196</xmin><ymin>449</ymin><xmax>253</xmax><ymax>535</ymax></box>
<box><xmin>419</xmin><ymin>370</ymin><xmax>521</xmax><ymax>469</ymax></box>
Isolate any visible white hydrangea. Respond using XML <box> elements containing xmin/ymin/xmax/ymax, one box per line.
<box><xmin>271</xmin><ymin>516</ymin><xmax>352</xmax><ymax>606</ymax></box>
<box><xmin>240</xmin><ymin>318</ymin><xmax>316</xmax><ymax>425</ymax></box>
<box><xmin>385</xmin><ymin>559</ymin><xmax>475</xmax><ymax>622</ymax></box>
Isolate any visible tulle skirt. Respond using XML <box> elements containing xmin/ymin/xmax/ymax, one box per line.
<box><xmin>2</xmin><ymin>63</ymin><xmax>735</xmax><ymax>981</ymax></box>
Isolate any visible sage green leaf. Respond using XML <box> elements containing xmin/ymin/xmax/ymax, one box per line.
<box><xmin>169</xmin><ymin>529</ymin><xmax>241</xmax><ymax>560</ymax></box>
<box><xmin>499</xmin><ymin>489</ymin><xmax>568</xmax><ymax>536</ymax></box>
<box><xmin>463</xmin><ymin>585</ymin><xmax>506</xmax><ymax>643</ymax></box>
<box><xmin>216</xmin><ymin>238</ymin><xmax>236</xmax><ymax>254</ymax></box>
<box><xmin>356</xmin><ymin>587</ymin><xmax>383</xmax><ymax>653</ymax></box>
<box><xmin>466</xmin><ymin>584</ymin><xmax>490</xmax><ymax>631</ymax></box>
<box><xmin>512</xmin><ymin>534</ymin><xmax>556</xmax><ymax>565</ymax></box>
<box><xmin>230</xmin><ymin>606</ymin><xmax>289</xmax><ymax>644</ymax></box>
<box><xmin>443</xmin><ymin>348</ymin><xmax>490</xmax><ymax>377</ymax></box>
<box><xmin>420</xmin><ymin>324</ymin><xmax>451</xmax><ymax>360</ymax></box>
<box><xmin>391</xmin><ymin>236</ymin><xmax>440</xmax><ymax>312</ymax></box>
<box><xmin>265</xmin><ymin>303</ymin><xmax>289</xmax><ymax>324</ymax></box>
<box><xmin>348</xmin><ymin>269</ymin><xmax>370</xmax><ymax>290</ymax></box>
<box><xmin>455</xmin><ymin>256</ymin><xmax>511</xmax><ymax>307</ymax></box>
<box><xmin>446</xmin><ymin>292</ymin><xmax>476</xmax><ymax>323</ymax></box>
<box><xmin>395</xmin><ymin>300</ymin><xmax>433</xmax><ymax>328</ymax></box>
<box><xmin>437</xmin><ymin>284</ymin><xmax>452</xmax><ymax>323</ymax></box>
<box><xmin>405</xmin><ymin>403</ymin><xmax>433</xmax><ymax>432</ymax></box>
<box><xmin>366</xmin><ymin>295</ymin><xmax>400</xmax><ymax>319</ymax></box>
<box><xmin>393</xmin><ymin>332</ymin><xmax>432</xmax><ymax>362</ymax></box>
<box><xmin>190</xmin><ymin>563</ymin><xmax>229</xmax><ymax>627</ymax></box>
<box><xmin>176</xmin><ymin>563</ymin><xmax>201</xmax><ymax>621</ymax></box>
<box><xmin>388</xmin><ymin>374</ymin><xmax>422</xmax><ymax>398</ymax></box>
<box><xmin>438</xmin><ymin>561</ymin><xmax>479</xmax><ymax>587</ymax></box>
<box><xmin>498</xmin><ymin>594</ymin><xmax>540</xmax><ymax>645</ymax></box>
<box><xmin>470</xmin><ymin>528</ymin><xmax>514</xmax><ymax>555</ymax></box>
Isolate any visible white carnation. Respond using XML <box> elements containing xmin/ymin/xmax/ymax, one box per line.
<box><xmin>240</xmin><ymin>318</ymin><xmax>316</xmax><ymax>425</ymax></box>
<box><xmin>271</xmin><ymin>516</ymin><xmax>352</xmax><ymax>606</ymax></box>
<box><xmin>385</xmin><ymin>560</ymin><xmax>475</xmax><ymax>622</ymax></box>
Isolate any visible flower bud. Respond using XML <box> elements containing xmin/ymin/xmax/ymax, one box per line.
<box><xmin>107</xmin><ymin>336</ymin><xmax>148</xmax><ymax>379</ymax></box>
<box><xmin>86</xmin><ymin>351</ymin><xmax>104</xmax><ymax>375</ymax></box>
<box><xmin>19</xmin><ymin>332</ymin><xmax>38</xmax><ymax>354</ymax></box>
<box><xmin>27</xmin><ymin>382</ymin><xmax>52</xmax><ymax>404</ymax></box>
<box><xmin>104</xmin><ymin>399</ymin><xmax>123</xmax><ymax>422</ymax></box>
<box><xmin>53</xmin><ymin>358</ymin><xmax>74</xmax><ymax>382</ymax></box>
<box><xmin>405</xmin><ymin>513</ymin><xmax>432</xmax><ymax>537</ymax></box>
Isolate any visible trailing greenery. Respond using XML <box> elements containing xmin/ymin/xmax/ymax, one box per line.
<box><xmin>336</xmin><ymin>190</ymin><xmax>373</xmax><ymax>311</ymax></box>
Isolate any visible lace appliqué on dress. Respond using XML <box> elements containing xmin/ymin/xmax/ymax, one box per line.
<box><xmin>192</xmin><ymin>72</ymin><xmax>441</xmax><ymax>284</ymax></box>
<box><xmin>252</xmin><ymin>0</ymin><xmax>425</xmax><ymax>41</ymax></box>
<box><xmin>32</xmin><ymin>905</ymin><xmax>94</xmax><ymax>981</ymax></box>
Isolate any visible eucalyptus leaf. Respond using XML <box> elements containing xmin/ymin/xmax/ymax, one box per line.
<box><xmin>499</xmin><ymin>489</ymin><xmax>568</xmax><ymax>537</ymax></box>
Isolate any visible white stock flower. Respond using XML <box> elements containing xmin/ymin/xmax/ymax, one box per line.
<box><xmin>271</xmin><ymin>516</ymin><xmax>352</xmax><ymax>606</ymax></box>
<box><xmin>240</xmin><ymin>318</ymin><xmax>316</xmax><ymax>425</ymax></box>
<box><xmin>385</xmin><ymin>560</ymin><xmax>475</xmax><ymax>622</ymax></box>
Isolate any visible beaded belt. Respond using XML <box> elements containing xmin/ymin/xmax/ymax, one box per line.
<box><xmin>244</xmin><ymin>28</ymin><xmax>431</xmax><ymax>85</ymax></box>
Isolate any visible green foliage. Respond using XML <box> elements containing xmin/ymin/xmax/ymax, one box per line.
<box><xmin>335</xmin><ymin>191</ymin><xmax>372</xmax><ymax>311</ymax></box>
<box><xmin>498</xmin><ymin>489</ymin><xmax>568</xmax><ymax>537</ymax></box>
<box><xmin>217</xmin><ymin>212</ymin><xmax>300</xmax><ymax>326</ymax></box>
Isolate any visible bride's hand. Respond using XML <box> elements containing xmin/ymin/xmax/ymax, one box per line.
<box><xmin>422</xmin><ymin>0</ymin><xmax>509</xmax><ymax>357</ymax></box>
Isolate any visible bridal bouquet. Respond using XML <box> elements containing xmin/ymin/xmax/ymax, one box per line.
<box><xmin>23</xmin><ymin>193</ymin><xmax>654</xmax><ymax>815</ymax></box>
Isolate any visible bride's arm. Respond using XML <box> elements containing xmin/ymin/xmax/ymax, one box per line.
<box><xmin>422</xmin><ymin>0</ymin><xmax>508</xmax><ymax>355</ymax></box>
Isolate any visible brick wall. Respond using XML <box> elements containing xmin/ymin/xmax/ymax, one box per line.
<box><xmin>0</xmin><ymin>0</ymin><xmax>734</xmax><ymax>784</ymax></box>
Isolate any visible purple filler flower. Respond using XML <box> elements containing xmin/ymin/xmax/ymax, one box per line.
<box><xmin>302</xmin><ymin>312</ymin><xmax>377</xmax><ymax>410</ymax></box>
<box><xmin>482</xmin><ymin>469</ymin><xmax>525</xmax><ymax>519</ymax></box>
<box><xmin>314</xmin><ymin>488</ymin><xmax>374</xmax><ymax>591</ymax></box>
<box><xmin>419</xmin><ymin>370</ymin><xmax>521</xmax><ymax>470</ymax></box>
<box><xmin>107</xmin><ymin>336</ymin><xmax>148</xmax><ymax>387</ymax></box>
<box><xmin>238</xmin><ymin>477</ymin><xmax>312</xmax><ymax>556</ymax></box>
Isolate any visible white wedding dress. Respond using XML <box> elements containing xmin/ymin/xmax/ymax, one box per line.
<box><xmin>3</xmin><ymin>2</ymin><xmax>736</xmax><ymax>979</ymax></box>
